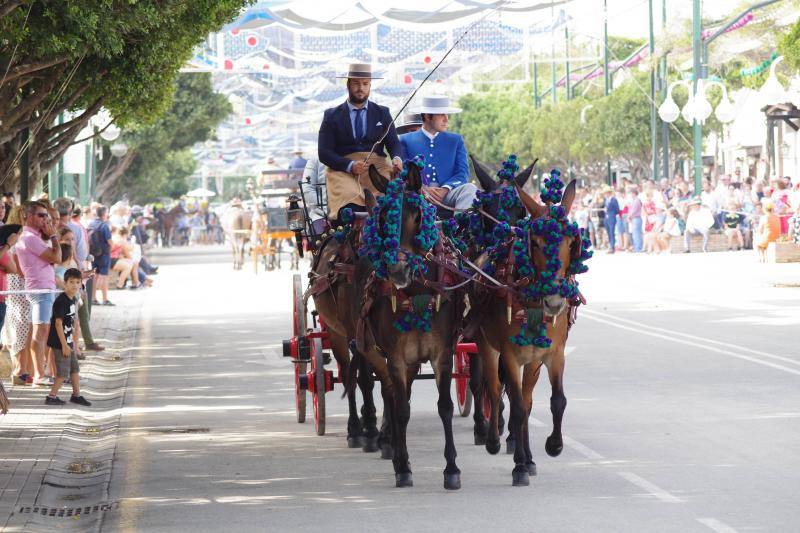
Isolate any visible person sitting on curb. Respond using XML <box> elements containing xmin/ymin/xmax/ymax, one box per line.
<box><xmin>45</xmin><ymin>268</ymin><xmax>90</xmax><ymax>406</ymax></box>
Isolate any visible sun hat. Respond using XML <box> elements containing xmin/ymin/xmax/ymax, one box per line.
<box><xmin>336</xmin><ymin>63</ymin><xmax>382</xmax><ymax>79</ymax></box>
<box><xmin>396</xmin><ymin>113</ymin><xmax>424</xmax><ymax>134</ymax></box>
<box><xmin>411</xmin><ymin>95</ymin><xmax>462</xmax><ymax>115</ymax></box>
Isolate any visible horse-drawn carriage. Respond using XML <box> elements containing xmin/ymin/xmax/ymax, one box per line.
<box><xmin>251</xmin><ymin>187</ymin><xmax>299</xmax><ymax>272</ymax></box>
<box><xmin>281</xmin><ymin>155</ymin><xmax>592</xmax><ymax>489</ymax></box>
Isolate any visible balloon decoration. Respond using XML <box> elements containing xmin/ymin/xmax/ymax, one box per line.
<box><xmin>247</xmin><ymin>35</ymin><xmax>258</xmax><ymax>47</ymax></box>
<box><xmin>740</xmin><ymin>51</ymin><xmax>779</xmax><ymax>77</ymax></box>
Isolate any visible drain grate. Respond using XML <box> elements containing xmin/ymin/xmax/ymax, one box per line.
<box><xmin>148</xmin><ymin>427</ymin><xmax>210</xmax><ymax>434</ymax></box>
<box><xmin>66</xmin><ymin>459</ymin><xmax>101</xmax><ymax>474</ymax></box>
<box><xmin>18</xmin><ymin>501</ymin><xmax>118</xmax><ymax>517</ymax></box>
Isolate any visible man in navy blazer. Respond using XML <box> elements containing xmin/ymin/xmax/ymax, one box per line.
<box><xmin>400</xmin><ymin>95</ymin><xmax>477</xmax><ymax>210</ymax></box>
<box><xmin>318</xmin><ymin>63</ymin><xmax>404</xmax><ymax>218</ymax></box>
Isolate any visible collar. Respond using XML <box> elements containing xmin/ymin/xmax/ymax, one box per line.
<box><xmin>347</xmin><ymin>100</ymin><xmax>369</xmax><ymax>113</ymax></box>
<box><xmin>421</xmin><ymin>126</ymin><xmax>439</xmax><ymax>141</ymax></box>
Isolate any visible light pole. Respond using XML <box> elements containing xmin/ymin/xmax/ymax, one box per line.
<box><xmin>603</xmin><ymin>0</ymin><xmax>611</xmax><ymax>185</ymax></box>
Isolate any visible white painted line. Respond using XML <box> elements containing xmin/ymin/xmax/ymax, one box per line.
<box><xmin>582</xmin><ymin>313</ymin><xmax>800</xmax><ymax>377</ymax></box>
<box><xmin>563</xmin><ymin>435</ymin><xmax>605</xmax><ymax>460</ymax></box>
<box><xmin>697</xmin><ymin>517</ymin><xmax>739</xmax><ymax>533</ymax></box>
<box><xmin>582</xmin><ymin>309</ymin><xmax>800</xmax><ymax>368</ymax></box>
<box><xmin>618</xmin><ymin>471</ymin><xmax>683</xmax><ymax>503</ymax></box>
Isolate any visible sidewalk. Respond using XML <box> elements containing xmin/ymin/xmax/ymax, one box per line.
<box><xmin>0</xmin><ymin>290</ymin><xmax>144</xmax><ymax>532</ymax></box>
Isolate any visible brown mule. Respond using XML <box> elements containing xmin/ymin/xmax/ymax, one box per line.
<box><xmin>476</xmin><ymin>179</ymin><xmax>579</xmax><ymax>486</ymax></box>
<box><xmin>352</xmin><ymin>164</ymin><xmax>465</xmax><ymax>490</ymax></box>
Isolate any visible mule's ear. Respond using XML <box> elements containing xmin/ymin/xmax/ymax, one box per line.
<box><xmin>516</xmin><ymin>185</ymin><xmax>548</xmax><ymax>219</ymax></box>
<box><xmin>368</xmin><ymin>165</ymin><xmax>388</xmax><ymax>194</ymax></box>
<box><xmin>514</xmin><ymin>159</ymin><xmax>537</xmax><ymax>189</ymax></box>
<box><xmin>561</xmin><ymin>180</ymin><xmax>577</xmax><ymax>213</ymax></box>
<box><xmin>469</xmin><ymin>154</ymin><xmax>497</xmax><ymax>192</ymax></box>
<box><xmin>364</xmin><ymin>188</ymin><xmax>378</xmax><ymax>212</ymax></box>
<box><xmin>405</xmin><ymin>163</ymin><xmax>422</xmax><ymax>192</ymax></box>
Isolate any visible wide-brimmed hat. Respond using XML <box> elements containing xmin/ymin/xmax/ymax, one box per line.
<box><xmin>336</xmin><ymin>63</ymin><xmax>382</xmax><ymax>79</ymax></box>
<box><xmin>411</xmin><ymin>95</ymin><xmax>462</xmax><ymax>115</ymax></box>
<box><xmin>397</xmin><ymin>113</ymin><xmax>423</xmax><ymax>134</ymax></box>
<box><xmin>0</xmin><ymin>224</ymin><xmax>22</xmax><ymax>247</ymax></box>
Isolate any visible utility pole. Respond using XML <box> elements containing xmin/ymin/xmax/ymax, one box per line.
<box><xmin>649</xmin><ymin>0</ymin><xmax>658</xmax><ymax>182</ymax></box>
<box><xmin>565</xmin><ymin>25</ymin><xmax>571</xmax><ymax>100</ymax></box>
<box><xmin>692</xmin><ymin>0</ymin><xmax>703</xmax><ymax>195</ymax></box>
<box><xmin>534</xmin><ymin>54</ymin><xmax>540</xmax><ymax>108</ymax></box>
<box><xmin>604</xmin><ymin>0</ymin><xmax>612</xmax><ymax>185</ymax></box>
<box><xmin>551</xmin><ymin>12</ymin><xmax>557</xmax><ymax>104</ymax></box>
<box><xmin>661</xmin><ymin>0</ymin><xmax>670</xmax><ymax>181</ymax></box>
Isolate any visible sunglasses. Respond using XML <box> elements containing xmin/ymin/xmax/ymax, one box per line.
<box><xmin>35</xmin><ymin>212</ymin><xmax>49</xmax><ymax>218</ymax></box>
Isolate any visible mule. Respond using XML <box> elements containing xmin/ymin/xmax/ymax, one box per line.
<box><xmin>352</xmin><ymin>163</ymin><xmax>465</xmax><ymax>490</ymax></box>
<box><xmin>221</xmin><ymin>204</ymin><xmax>252</xmax><ymax>270</ymax></box>
<box><xmin>475</xmin><ymin>174</ymin><xmax>584</xmax><ymax>486</ymax></box>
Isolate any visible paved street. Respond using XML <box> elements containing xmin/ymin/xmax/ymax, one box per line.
<box><xmin>96</xmin><ymin>245</ymin><xmax>799</xmax><ymax>532</ymax></box>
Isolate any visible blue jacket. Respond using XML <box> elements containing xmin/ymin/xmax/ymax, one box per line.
<box><xmin>605</xmin><ymin>196</ymin><xmax>620</xmax><ymax>217</ymax></box>
<box><xmin>318</xmin><ymin>100</ymin><xmax>403</xmax><ymax>172</ymax></box>
<box><xmin>400</xmin><ymin>129</ymin><xmax>469</xmax><ymax>189</ymax></box>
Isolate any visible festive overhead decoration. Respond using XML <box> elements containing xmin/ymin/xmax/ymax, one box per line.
<box><xmin>740</xmin><ymin>51</ymin><xmax>779</xmax><ymax>77</ymax></box>
<box><xmin>702</xmin><ymin>11</ymin><xmax>754</xmax><ymax>40</ymax></box>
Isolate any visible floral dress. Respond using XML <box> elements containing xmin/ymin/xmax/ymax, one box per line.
<box><xmin>1</xmin><ymin>272</ymin><xmax>31</xmax><ymax>357</ymax></box>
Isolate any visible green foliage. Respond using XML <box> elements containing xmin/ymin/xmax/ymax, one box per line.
<box><xmin>607</xmin><ymin>36</ymin><xmax>646</xmax><ymax>62</ymax></box>
<box><xmin>452</xmin><ymin>73</ymin><xmax>702</xmax><ymax>182</ymax></box>
<box><xmin>779</xmin><ymin>16</ymin><xmax>800</xmax><ymax>72</ymax></box>
<box><xmin>98</xmin><ymin>73</ymin><xmax>232</xmax><ymax>202</ymax></box>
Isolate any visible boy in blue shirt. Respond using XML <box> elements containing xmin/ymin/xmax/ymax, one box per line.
<box><xmin>400</xmin><ymin>95</ymin><xmax>477</xmax><ymax>210</ymax></box>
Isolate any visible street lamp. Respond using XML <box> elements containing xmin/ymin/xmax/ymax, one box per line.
<box><xmin>760</xmin><ymin>55</ymin><xmax>786</xmax><ymax>104</ymax></box>
<box><xmin>659</xmin><ymin>79</ymin><xmax>735</xmax><ymax>125</ymax></box>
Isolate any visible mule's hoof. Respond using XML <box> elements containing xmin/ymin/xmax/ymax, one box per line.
<box><xmin>506</xmin><ymin>438</ymin><xmax>516</xmax><ymax>455</ymax></box>
<box><xmin>443</xmin><ymin>472</ymin><xmax>461</xmax><ymax>491</ymax></box>
<box><xmin>362</xmin><ymin>436</ymin><xmax>380</xmax><ymax>453</ymax></box>
<box><xmin>485</xmin><ymin>439</ymin><xmax>501</xmax><ymax>455</ymax></box>
<box><xmin>512</xmin><ymin>468</ymin><xmax>530</xmax><ymax>487</ymax></box>
<box><xmin>545</xmin><ymin>435</ymin><xmax>563</xmax><ymax>457</ymax></box>
<box><xmin>380</xmin><ymin>444</ymin><xmax>393</xmax><ymax>460</ymax></box>
<box><xmin>526</xmin><ymin>462</ymin><xmax>537</xmax><ymax>476</ymax></box>
<box><xmin>474</xmin><ymin>433</ymin><xmax>487</xmax><ymax>446</ymax></box>
<box><xmin>395</xmin><ymin>473</ymin><xmax>413</xmax><ymax>488</ymax></box>
<box><xmin>347</xmin><ymin>436</ymin><xmax>364</xmax><ymax>449</ymax></box>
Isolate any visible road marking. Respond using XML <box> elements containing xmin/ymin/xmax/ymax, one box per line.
<box><xmin>563</xmin><ymin>435</ymin><xmax>605</xmax><ymax>460</ymax></box>
<box><xmin>582</xmin><ymin>309</ymin><xmax>800</xmax><ymax>368</ymax></box>
<box><xmin>618</xmin><ymin>471</ymin><xmax>683</xmax><ymax>503</ymax></box>
<box><xmin>696</xmin><ymin>518</ymin><xmax>738</xmax><ymax>533</ymax></box>
<box><xmin>581</xmin><ymin>312</ymin><xmax>800</xmax><ymax>377</ymax></box>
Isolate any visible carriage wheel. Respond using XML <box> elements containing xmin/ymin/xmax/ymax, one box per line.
<box><xmin>295</xmin><ymin>361</ymin><xmax>307</xmax><ymax>423</ymax></box>
<box><xmin>311</xmin><ymin>336</ymin><xmax>326</xmax><ymax>436</ymax></box>
<box><xmin>292</xmin><ymin>274</ymin><xmax>306</xmax><ymax>337</ymax></box>
<box><xmin>454</xmin><ymin>350</ymin><xmax>472</xmax><ymax>417</ymax></box>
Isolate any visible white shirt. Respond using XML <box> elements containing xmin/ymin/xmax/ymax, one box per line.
<box><xmin>421</xmin><ymin>127</ymin><xmax>439</xmax><ymax>141</ymax></box>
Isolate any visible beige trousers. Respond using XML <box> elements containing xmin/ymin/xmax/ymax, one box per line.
<box><xmin>325</xmin><ymin>152</ymin><xmax>392</xmax><ymax>217</ymax></box>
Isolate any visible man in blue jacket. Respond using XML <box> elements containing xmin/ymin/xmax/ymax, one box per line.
<box><xmin>318</xmin><ymin>63</ymin><xmax>404</xmax><ymax>218</ymax></box>
<box><xmin>400</xmin><ymin>95</ymin><xmax>476</xmax><ymax>210</ymax></box>
<box><xmin>603</xmin><ymin>186</ymin><xmax>620</xmax><ymax>254</ymax></box>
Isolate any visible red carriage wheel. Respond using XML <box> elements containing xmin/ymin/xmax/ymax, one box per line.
<box><xmin>454</xmin><ymin>350</ymin><xmax>471</xmax><ymax>417</ymax></box>
<box><xmin>293</xmin><ymin>274</ymin><xmax>306</xmax><ymax>337</ymax></box>
<box><xmin>292</xmin><ymin>274</ymin><xmax>307</xmax><ymax>422</ymax></box>
<box><xmin>311</xmin><ymin>336</ymin><xmax>326</xmax><ymax>435</ymax></box>
<box><xmin>295</xmin><ymin>360</ymin><xmax>307</xmax><ymax>423</ymax></box>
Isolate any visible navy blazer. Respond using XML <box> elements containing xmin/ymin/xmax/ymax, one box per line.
<box><xmin>318</xmin><ymin>100</ymin><xmax>404</xmax><ymax>172</ymax></box>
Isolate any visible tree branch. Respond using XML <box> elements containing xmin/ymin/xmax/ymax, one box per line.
<box><xmin>0</xmin><ymin>56</ymin><xmax>69</xmax><ymax>84</ymax></box>
<box><xmin>96</xmin><ymin>150</ymin><xmax>136</xmax><ymax>201</ymax></box>
<box><xmin>69</xmin><ymin>119</ymin><xmax>114</xmax><ymax>146</ymax></box>
<box><xmin>41</xmin><ymin>96</ymin><xmax>103</xmax><ymax>153</ymax></box>
<box><xmin>0</xmin><ymin>0</ymin><xmax>24</xmax><ymax>19</ymax></box>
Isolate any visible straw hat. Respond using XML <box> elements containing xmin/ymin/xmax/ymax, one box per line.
<box><xmin>336</xmin><ymin>63</ymin><xmax>382</xmax><ymax>79</ymax></box>
<box><xmin>410</xmin><ymin>95</ymin><xmax>462</xmax><ymax>115</ymax></box>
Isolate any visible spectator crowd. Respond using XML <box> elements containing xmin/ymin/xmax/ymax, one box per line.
<box><xmin>0</xmin><ymin>195</ymin><xmax>159</xmax><ymax>408</ymax></box>
<box><xmin>569</xmin><ymin>172</ymin><xmax>800</xmax><ymax>258</ymax></box>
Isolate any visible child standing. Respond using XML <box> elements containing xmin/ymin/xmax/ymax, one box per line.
<box><xmin>45</xmin><ymin>268</ymin><xmax>91</xmax><ymax>406</ymax></box>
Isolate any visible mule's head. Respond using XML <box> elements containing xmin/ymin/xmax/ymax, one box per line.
<box><xmin>366</xmin><ymin>163</ymin><xmax>435</xmax><ymax>289</ymax></box>
<box><xmin>517</xmin><ymin>176</ymin><xmax>579</xmax><ymax>317</ymax></box>
<box><xmin>470</xmin><ymin>154</ymin><xmax>536</xmax><ymax>235</ymax></box>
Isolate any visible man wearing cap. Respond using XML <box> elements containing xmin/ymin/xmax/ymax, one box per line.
<box><xmin>400</xmin><ymin>95</ymin><xmax>476</xmax><ymax>210</ymax></box>
<box><xmin>289</xmin><ymin>149</ymin><xmax>307</xmax><ymax>171</ymax></box>
<box><xmin>396</xmin><ymin>113</ymin><xmax>423</xmax><ymax>135</ymax></box>
<box><xmin>318</xmin><ymin>63</ymin><xmax>404</xmax><ymax>218</ymax></box>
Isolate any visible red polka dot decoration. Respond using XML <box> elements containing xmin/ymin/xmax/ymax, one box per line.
<box><xmin>404</xmin><ymin>74</ymin><xmax>412</xmax><ymax>84</ymax></box>
<box><xmin>424</xmin><ymin>56</ymin><xmax>431</xmax><ymax>64</ymax></box>
<box><xmin>263</xmin><ymin>64</ymin><xmax>270</xmax><ymax>70</ymax></box>
<box><xmin>224</xmin><ymin>59</ymin><xmax>234</xmax><ymax>70</ymax></box>
<box><xmin>245</xmin><ymin>118</ymin><xmax>251</xmax><ymax>125</ymax></box>
<box><xmin>231</xmin><ymin>29</ymin><xmax>240</xmax><ymax>36</ymax></box>
<box><xmin>247</xmin><ymin>36</ymin><xmax>258</xmax><ymax>47</ymax></box>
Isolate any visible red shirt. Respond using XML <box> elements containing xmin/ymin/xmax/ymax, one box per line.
<box><xmin>0</xmin><ymin>253</ymin><xmax>10</xmax><ymax>303</ymax></box>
